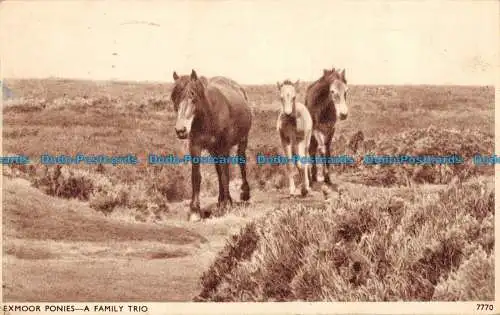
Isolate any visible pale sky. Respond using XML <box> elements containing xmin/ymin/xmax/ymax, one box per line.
<box><xmin>0</xmin><ymin>0</ymin><xmax>498</xmax><ymax>85</ymax></box>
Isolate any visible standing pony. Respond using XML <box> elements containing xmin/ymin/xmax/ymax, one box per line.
<box><xmin>171</xmin><ymin>70</ymin><xmax>252</xmax><ymax>221</ymax></box>
<box><xmin>305</xmin><ymin>68</ymin><xmax>349</xmax><ymax>184</ymax></box>
<box><xmin>276</xmin><ymin>80</ymin><xmax>313</xmax><ymax>196</ymax></box>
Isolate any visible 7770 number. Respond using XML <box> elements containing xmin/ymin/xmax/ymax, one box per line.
<box><xmin>477</xmin><ymin>304</ymin><xmax>494</xmax><ymax>311</ymax></box>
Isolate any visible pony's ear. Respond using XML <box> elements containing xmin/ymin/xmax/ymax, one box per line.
<box><xmin>294</xmin><ymin>80</ymin><xmax>300</xmax><ymax>89</ymax></box>
<box><xmin>323</xmin><ymin>69</ymin><xmax>329</xmax><ymax>76</ymax></box>
<box><xmin>190</xmin><ymin>69</ymin><xmax>198</xmax><ymax>81</ymax></box>
<box><xmin>173</xmin><ymin>71</ymin><xmax>179</xmax><ymax>81</ymax></box>
<box><xmin>339</xmin><ymin>68</ymin><xmax>346</xmax><ymax>82</ymax></box>
<box><xmin>276</xmin><ymin>81</ymin><xmax>282</xmax><ymax>90</ymax></box>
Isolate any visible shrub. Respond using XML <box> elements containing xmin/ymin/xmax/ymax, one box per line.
<box><xmin>197</xmin><ymin>176</ymin><xmax>494</xmax><ymax>301</ymax></box>
<box><xmin>334</xmin><ymin>126</ymin><xmax>494</xmax><ymax>187</ymax></box>
<box><xmin>432</xmin><ymin>247</ymin><xmax>494</xmax><ymax>301</ymax></box>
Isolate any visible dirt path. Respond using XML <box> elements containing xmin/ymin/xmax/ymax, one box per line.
<box><xmin>2</xmin><ymin>177</ymin><xmax>328</xmax><ymax>302</ymax></box>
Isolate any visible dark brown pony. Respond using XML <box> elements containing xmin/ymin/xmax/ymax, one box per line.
<box><xmin>171</xmin><ymin>70</ymin><xmax>252</xmax><ymax>221</ymax></box>
<box><xmin>305</xmin><ymin>68</ymin><xmax>349</xmax><ymax>184</ymax></box>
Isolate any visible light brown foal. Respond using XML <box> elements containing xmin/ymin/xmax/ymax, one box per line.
<box><xmin>276</xmin><ymin>80</ymin><xmax>313</xmax><ymax>196</ymax></box>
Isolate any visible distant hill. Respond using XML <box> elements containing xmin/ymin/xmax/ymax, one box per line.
<box><xmin>2</xmin><ymin>80</ymin><xmax>15</xmax><ymax>100</ymax></box>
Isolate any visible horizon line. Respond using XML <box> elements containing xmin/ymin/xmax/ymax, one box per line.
<box><xmin>1</xmin><ymin>77</ymin><xmax>495</xmax><ymax>88</ymax></box>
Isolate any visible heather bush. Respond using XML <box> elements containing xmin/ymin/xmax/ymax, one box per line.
<box><xmin>32</xmin><ymin>166</ymin><xmax>101</xmax><ymax>200</ymax></box>
<box><xmin>432</xmin><ymin>247</ymin><xmax>494</xmax><ymax>301</ymax></box>
<box><xmin>25</xmin><ymin>164</ymin><xmax>170</xmax><ymax>220</ymax></box>
<box><xmin>333</xmin><ymin>126</ymin><xmax>494</xmax><ymax>187</ymax></box>
<box><xmin>197</xmin><ymin>176</ymin><xmax>494</xmax><ymax>301</ymax></box>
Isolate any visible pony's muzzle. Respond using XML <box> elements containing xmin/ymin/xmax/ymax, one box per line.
<box><xmin>339</xmin><ymin>113</ymin><xmax>348</xmax><ymax>120</ymax></box>
<box><xmin>175</xmin><ymin>126</ymin><xmax>188</xmax><ymax>139</ymax></box>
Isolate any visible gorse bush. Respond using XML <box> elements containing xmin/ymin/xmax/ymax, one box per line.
<box><xmin>197</xmin><ymin>176</ymin><xmax>494</xmax><ymax>301</ymax></box>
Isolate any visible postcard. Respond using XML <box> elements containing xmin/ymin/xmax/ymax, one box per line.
<box><xmin>0</xmin><ymin>1</ymin><xmax>497</xmax><ymax>314</ymax></box>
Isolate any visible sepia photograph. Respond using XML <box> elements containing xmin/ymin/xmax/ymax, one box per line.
<box><xmin>0</xmin><ymin>0</ymin><xmax>497</xmax><ymax>312</ymax></box>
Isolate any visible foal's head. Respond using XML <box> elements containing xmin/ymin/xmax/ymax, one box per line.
<box><xmin>276</xmin><ymin>79</ymin><xmax>300</xmax><ymax>116</ymax></box>
<box><xmin>324</xmin><ymin>68</ymin><xmax>349</xmax><ymax>120</ymax></box>
<box><xmin>171</xmin><ymin>69</ymin><xmax>206</xmax><ymax>139</ymax></box>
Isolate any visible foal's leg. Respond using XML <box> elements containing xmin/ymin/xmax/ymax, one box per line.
<box><xmin>237</xmin><ymin>137</ymin><xmax>250</xmax><ymax>201</ymax></box>
<box><xmin>188</xmin><ymin>143</ymin><xmax>202</xmax><ymax>222</ymax></box>
<box><xmin>282</xmin><ymin>139</ymin><xmax>295</xmax><ymax>196</ymax></box>
<box><xmin>304</xmin><ymin>131</ymin><xmax>312</xmax><ymax>191</ymax></box>
<box><xmin>296</xmin><ymin>138</ymin><xmax>309</xmax><ymax>196</ymax></box>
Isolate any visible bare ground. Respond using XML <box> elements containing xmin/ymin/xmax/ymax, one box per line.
<box><xmin>3</xmin><ymin>175</ymin><xmax>325</xmax><ymax>301</ymax></box>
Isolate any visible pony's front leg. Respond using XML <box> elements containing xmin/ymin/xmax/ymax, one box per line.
<box><xmin>214</xmin><ymin>163</ymin><xmax>223</xmax><ymax>203</ymax></box>
<box><xmin>283</xmin><ymin>140</ymin><xmax>296</xmax><ymax>196</ymax></box>
<box><xmin>296</xmin><ymin>139</ymin><xmax>310</xmax><ymax>197</ymax></box>
<box><xmin>313</xmin><ymin>130</ymin><xmax>326</xmax><ymax>182</ymax></box>
<box><xmin>324</xmin><ymin>132</ymin><xmax>334</xmax><ymax>185</ymax></box>
<box><xmin>188</xmin><ymin>143</ymin><xmax>202</xmax><ymax>222</ymax></box>
<box><xmin>309</xmin><ymin>135</ymin><xmax>318</xmax><ymax>183</ymax></box>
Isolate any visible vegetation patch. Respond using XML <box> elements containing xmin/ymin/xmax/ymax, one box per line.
<box><xmin>197</xmin><ymin>176</ymin><xmax>494</xmax><ymax>301</ymax></box>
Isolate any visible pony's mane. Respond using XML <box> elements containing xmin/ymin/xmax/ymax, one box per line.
<box><xmin>306</xmin><ymin>68</ymin><xmax>345</xmax><ymax>108</ymax></box>
<box><xmin>182</xmin><ymin>78</ymin><xmax>207</xmax><ymax>101</ymax></box>
<box><xmin>171</xmin><ymin>75</ymin><xmax>208</xmax><ymax>109</ymax></box>
<box><xmin>282</xmin><ymin>79</ymin><xmax>294</xmax><ymax>86</ymax></box>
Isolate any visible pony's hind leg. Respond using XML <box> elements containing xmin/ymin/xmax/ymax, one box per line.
<box><xmin>237</xmin><ymin>137</ymin><xmax>251</xmax><ymax>201</ymax></box>
<box><xmin>221</xmin><ymin>162</ymin><xmax>233</xmax><ymax>208</ymax></box>
<box><xmin>215</xmin><ymin>150</ymin><xmax>233</xmax><ymax>212</ymax></box>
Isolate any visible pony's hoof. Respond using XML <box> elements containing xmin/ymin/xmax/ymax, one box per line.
<box><xmin>301</xmin><ymin>187</ymin><xmax>309</xmax><ymax>197</ymax></box>
<box><xmin>188</xmin><ymin>212</ymin><xmax>202</xmax><ymax>222</ymax></box>
<box><xmin>218</xmin><ymin>199</ymin><xmax>232</xmax><ymax>210</ymax></box>
<box><xmin>324</xmin><ymin>174</ymin><xmax>332</xmax><ymax>184</ymax></box>
<box><xmin>240</xmin><ymin>190</ymin><xmax>250</xmax><ymax>202</ymax></box>
<box><xmin>190</xmin><ymin>201</ymin><xmax>201</xmax><ymax>213</ymax></box>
